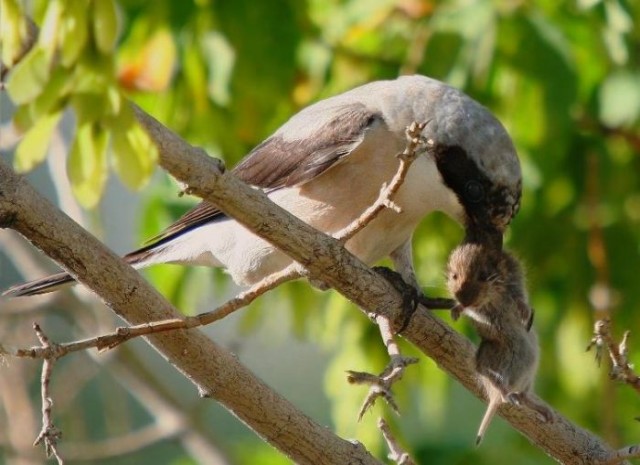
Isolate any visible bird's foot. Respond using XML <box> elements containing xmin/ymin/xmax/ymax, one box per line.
<box><xmin>347</xmin><ymin>354</ymin><xmax>419</xmax><ymax>421</ymax></box>
<box><xmin>372</xmin><ymin>267</ymin><xmax>419</xmax><ymax>332</ymax></box>
<box><xmin>373</xmin><ymin>266</ymin><xmax>456</xmax><ymax>331</ymax></box>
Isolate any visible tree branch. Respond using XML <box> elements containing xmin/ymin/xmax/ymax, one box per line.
<box><xmin>587</xmin><ymin>319</ymin><xmax>640</xmax><ymax>393</ymax></box>
<box><xmin>132</xmin><ymin>97</ymin><xmax>623</xmax><ymax>465</ymax></box>
<box><xmin>0</xmin><ymin>19</ymin><xmax>629</xmax><ymax>464</ymax></box>
<box><xmin>0</xmin><ymin>157</ymin><xmax>381</xmax><ymax>465</ymax></box>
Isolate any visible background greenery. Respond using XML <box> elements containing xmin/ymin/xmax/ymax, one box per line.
<box><xmin>1</xmin><ymin>0</ymin><xmax>640</xmax><ymax>464</ymax></box>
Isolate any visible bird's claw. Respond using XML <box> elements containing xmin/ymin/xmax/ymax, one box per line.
<box><xmin>347</xmin><ymin>354</ymin><xmax>419</xmax><ymax>421</ymax></box>
<box><xmin>373</xmin><ymin>266</ymin><xmax>456</xmax><ymax>331</ymax></box>
<box><xmin>372</xmin><ymin>267</ymin><xmax>420</xmax><ymax>332</ymax></box>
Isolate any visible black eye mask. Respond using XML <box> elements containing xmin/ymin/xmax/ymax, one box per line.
<box><xmin>429</xmin><ymin>143</ymin><xmax>518</xmax><ymax>246</ymax></box>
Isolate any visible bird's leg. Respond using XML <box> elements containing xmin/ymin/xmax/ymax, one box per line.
<box><xmin>373</xmin><ymin>266</ymin><xmax>455</xmax><ymax>331</ymax></box>
<box><xmin>373</xmin><ymin>266</ymin><xmax>421</xmax><ymax>332</ymax></box>
<box><xmin>346</xmin><ymin>312</ymin><xmax>418</xmax><ymax>420</ymax></box>
<box><xmin>345</xmin><ymin>242</ymin><xmax>454</xmax><ymax>420</ymax></box>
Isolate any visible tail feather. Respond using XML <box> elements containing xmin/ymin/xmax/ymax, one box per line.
<box><xmin>2</xmin><ymin>246</ymin><xmax>159</xmax><ymax>298</ymax></box>
<box><xmin>2</xmin><ymin>271</ymin><xmax>76</xmax><ymax>297</ymax></box>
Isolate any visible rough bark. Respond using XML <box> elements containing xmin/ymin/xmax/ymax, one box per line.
<box><xmin>0</xmin><ymin>22</ymin><xmax>626</xmax><ymax>462</ymax></box>
<box><xmin>0</xmin><ymin>159</ymin><xmax>380</xmax><ymax>465</ymax></box>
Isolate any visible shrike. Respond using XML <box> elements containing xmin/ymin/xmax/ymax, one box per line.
<box><xmin>4</xmin><ymin>75</ymin><xmax>521</xmax><ymax>298</ymax></box>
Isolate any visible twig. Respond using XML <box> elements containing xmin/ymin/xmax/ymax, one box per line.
<box><xmin>587</xmin><ymin>319</ymin><xmax>640</xmax><ymax>393</ymax></box>
<box><xmin>31</xmin><ymin>324</ymin><xmax>64</xmax><ymax>464</ymax></box>
<box><xmin>343</xmin><ymin>122</ymin><xmax>429</xmax><ymax>420</ymax></box>
<box><xmin>378</xmin><ymin>418</ymin><xmax>417</xmax><ymax>465</ymax></box>
<box><xmin>1</xmin><ymin>122</ymin><xmax>429</xmax><ymax>358</ymax></box>
<box><xmin>1</xmin><ymin>266</ymin><xmax>302</xmax><ymax>359</ymax></box>
<box><xmin>1</xmin><ymin>19</ymin><xmax>630</xmax><ymax>464</ymax></box>
<box><xmin>334</xmin><ymin>121</ymin><xmax>430</xmax><ymax>243</ymax></box>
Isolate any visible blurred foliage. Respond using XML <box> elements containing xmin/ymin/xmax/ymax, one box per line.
<box><xmin>3</xmin><ymin>0</ymin><xmax>640</xmax><ymax>463</ymax></box>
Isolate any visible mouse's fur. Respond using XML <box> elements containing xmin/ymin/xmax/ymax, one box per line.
<box><xmin>446</xmin><ymin>242</ymin><xmax>552</xmax><ymax>444</ymax></box>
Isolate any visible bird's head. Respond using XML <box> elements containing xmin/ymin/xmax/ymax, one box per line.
<box><xmin>420</xmin><ymin>83</ymin><xmax>522</xmax><ymax>248</ymax></box>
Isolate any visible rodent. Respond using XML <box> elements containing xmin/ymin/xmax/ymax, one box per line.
<box><xmin>446</xmin><ymin>242</ymin><xmax>553</xmax><ymax>444</ymax></box>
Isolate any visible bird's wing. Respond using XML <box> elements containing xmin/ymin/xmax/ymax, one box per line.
<box><xmin>132</xmin><ymin>102</ymin><xmax>383</xmax><ymax>252</ymax></box>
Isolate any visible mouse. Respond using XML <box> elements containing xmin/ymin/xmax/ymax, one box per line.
<box><xmin>446</xmin><ymin>242</ymin><xmax>553</xmax><ymax>444</ymax></box>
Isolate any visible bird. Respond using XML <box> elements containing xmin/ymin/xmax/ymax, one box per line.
<box><xmin>3</xmin><ymin>74</ymin><xmax>522</xmax><ymax>298</ymax></box>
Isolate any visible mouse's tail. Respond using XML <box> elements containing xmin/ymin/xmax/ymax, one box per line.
<box><xmin>475</xmin><ymin>395</ymin><xmax>501</xmax><ymax>446</ymax></box>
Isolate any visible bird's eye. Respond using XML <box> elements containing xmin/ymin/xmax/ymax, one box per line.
<box><xmin>465</xmin><ymin>180</ymin><xmax>485</xmax><ymax>203</ymax></box>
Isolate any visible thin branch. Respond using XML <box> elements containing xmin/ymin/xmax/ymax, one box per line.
<box><xmin>0</xmin><ymin>19</ymin><xmax>629</xmax><ymax>464</ymax></box>
<box><xmin>378</xmin><ymin>418</ymin><xmax>417</xmax><ymax>465</ymax></box>
<box><xmin>334</xmin><ymin>121</ymin><xmax>430</xmax><ymax>243</ymax></box>
<box><xmin>1</xmin><ymin>121</ymin><xmax>430</xmax><ymax>358</ymax></box>
<box><xmin>61</xmin><ymin>424</ymin><xmax>179</xmax><ymax>462</ymax></box>
<box><xmin>586</xmin><ymin>319</ymin><xmax>640</xmax><ymax>393</ymax></box>
<box><xmin>1</xmin><ymin>265</ymin><xmax>301</xmax><ymax>359</ymax></box>
<box><xmin>31</xmin><ymin>324</ymin><xmax>64</xmax><ymax>464</ymax></box>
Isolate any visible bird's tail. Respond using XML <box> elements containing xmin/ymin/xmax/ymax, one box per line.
<box><xmin>2</xmin><ymin>245</ymin><xmax>161</xmax><ymax>298</ymax></box>
<box><xmin>2</xmin><ymin>271</ymin><xmax>76</xmax><ymax>297</ymax></box>
<box><xmin>475</xmin><ymin>395</ymin><xmax>501</xmax><ymax>446</ymax></box>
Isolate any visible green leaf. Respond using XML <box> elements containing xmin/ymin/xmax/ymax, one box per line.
<box><xmin>59</xmin><ymin>0</ymin><xmax>88</xmax><ymax>66</ymax></box>
<box><xmin>71</xmin><ymin>57</ymin><xmax>113</xmax><ymax>93</ymax></box>
<box><xmin>5</xmin><ymin>47</ymin><xmax>51</xmax><ymax>104</ymax></box>
<box><xmin>0</xmin><ymin>0</ymin><xmax>27</xmax><ymax>65</ymax></box>
<box><xmin>31</xmin><ymin>67</ymin><xmax>71</xmax><ymax>118</ymax></box>
<box><xmin>202</xmin><ymin>31</ymin><xmax>235</xmax><ymax>106</ymax></box>
<box><xmin>71</xmin><ymin>92</ymin><xmax>108</xmax><ymax>124</ymax></box>
<box><xmin>599</xmin><ymin>71</ymin><xmax>640</xmax><ymax>127</ymax></box>
<box><xmin>67</xmin><ymin>121</ymin><xmax>109</xmax><ymax>208</ymax></box>
<box><xmin>13</xmin><ymin>110</ymin><xmax>62</xmax><ymax>173</ymax></box>
<box><xmin>92</xmin><ymin>0</ymin><xmax>118</xmax><ymax>54</ymax></box>
<box><xmin>38</xmin><ymin>0</ymin><xmax>63</xmax><ymax>57</ymax></box>
<box><xmin>110</xmin><ymin>109</ymin><xmax>158</xmax><ymax>190</ymax></box>
<box><xmin>12</xmin><ymin>104</ymin><xmax>34</xmax><ymax>133</ymax></box>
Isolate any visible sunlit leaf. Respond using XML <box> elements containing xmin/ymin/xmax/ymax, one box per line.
<box><xmin>12</xmin><ymin>104</ymin><xmax>34</xmax><ymax>133</ymax></box>
<box><xmin>58</xmin><ymin>0</ymin><xmax>88</xmax><ymax>66</ymax></box>
<box><xmin>13</xmin><ymin>110</ymin><xmax>62</xmax><ymax>173</ymax></box>
<box><xmin>202</xmin><ymin>31</ymin><xmax>235</xmax><ymax>106</ymax></box>
<box><xmin>31</xmin><ymin>67</ymin><xmax>70</xmax><ymax>118</ymax></box>
<box><xmin>0</xmin><ymin>0</ymin><xmax>28</xmax><ymax>66</ymax></box>
<box><xmin>92</xmin><ymin>0</ymin><xmax>119</xmax><ymax>54</ymax></box>
<box><xmin>5</xmin><ymin>47</ymin><xmax>51</xmax><ymax>104</ymax></box>
<box><xmin>118</xmin><ymin>28</ymin><xmax>176</xmax><ymax>92</ymax></box>
<box><xmin>599</xmin><ymin>71</ymin><xmax>640</xmax><ymax>127</ymax></box>
<box><xmin>37</xmin><ymin>0</ymin><xmax>63</xmax><ymax>58</ymax></box>
<box><xmin>110</xmin><ymin>107</ymin><xmax>158</xmax><ymax>190</ymax></box>
<box><xmin>71</xmin><ymin>57</ymin><xmax>114</xmax><ymax>93</ymax></box>
<box><xmin>67</xmin><ymin>121</ymin><xmax>109</xmax><ymax>208</ymax></box>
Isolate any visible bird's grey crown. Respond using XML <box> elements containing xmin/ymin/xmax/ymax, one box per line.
<box><xmin>282</xmin><ymin>75</ymin><xmax>522</xmax><ymax>232</ymax></box>
<box><xmin>396</xmin><ymin>76</ymin><xmax>522</xmax><ymax>231</ymax></box>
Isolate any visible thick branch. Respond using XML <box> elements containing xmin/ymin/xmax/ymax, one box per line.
<box><xmin>133</xmin><ymin>107</ymin><xmax>620</xmax><ymax>464</ymax></box>
<box><xmin>0</xmin><ymin>23</ymin><xmax>626</xmax><ymax>463</ymax></box>
<box><xmin>0</xmin><ymin>159</ymin><xmax>380</xmax><ymax>465</ymax></box>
